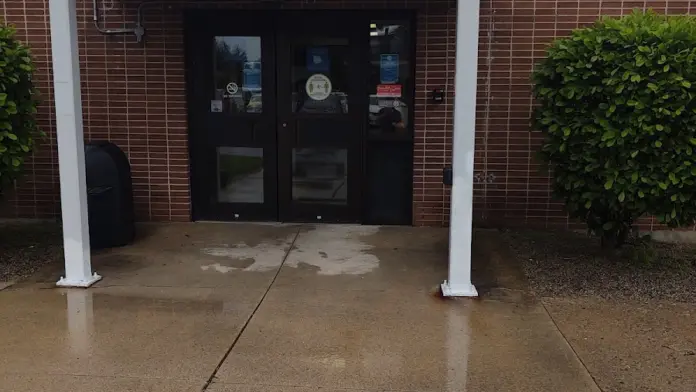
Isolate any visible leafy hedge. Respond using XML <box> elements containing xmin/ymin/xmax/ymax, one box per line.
<box><xmin>0</xmin><ymin>25</ymin><xmax>40</xmax><ymax>194</ymax></box>
<box><xmin>532</xmin><ymin>11</ymin><xmax>696</xmax><ymax>246</ymax></box>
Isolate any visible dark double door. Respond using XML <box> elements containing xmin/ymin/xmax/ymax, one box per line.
<box><xmin>186</xmin><ymin>11</ymin><xmax>366</xmax><ymax>222</ymax></box>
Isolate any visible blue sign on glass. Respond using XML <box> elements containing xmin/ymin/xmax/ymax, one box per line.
<box><xmin>380</xmin><ymin>54</ymin><xmax>399</xmax><ymax>84</ymax></box>
<box><xmin>243</xmin><ymin>62</ymin><xmax>262</xmax><ymax>91</ymax></box>
<box><xmin>307</xmin><ymin>47</ymin><xmax>330</xmax><ymax>73</ymax></box>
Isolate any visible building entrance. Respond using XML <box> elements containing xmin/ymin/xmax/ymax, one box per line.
<box><xmin>186</xmin><ymin>11</ymin><xmax>414</xmax><ymax>224</ymax></box>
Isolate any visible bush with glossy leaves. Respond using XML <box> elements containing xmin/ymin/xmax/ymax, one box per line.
<box><xmin>0</xmin><ymin>24</ymin><xmax>40</xmax><ymax>194</ymax></box>
<box><xmin>532</xmin><ymin>10</ymin><xmax>696</xmax><ymax>247</ymax></box>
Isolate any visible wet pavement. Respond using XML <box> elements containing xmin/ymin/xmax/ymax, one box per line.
<box><xmin>0</xmin><ymin>223</ymin><xmax>604</xmax><ymax>391</ymax></box>
<box><xmin>543</xmin><ymin>297</ymin><xmax>696</xmax><ymax>392</ymax></box>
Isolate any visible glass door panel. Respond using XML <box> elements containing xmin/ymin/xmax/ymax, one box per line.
<box><xmin>292</xmin><ymin>148</ymin><xmax>348</xmax><ymax>205</ymax></box>
<box><xmin>276</xmin><ymin>13</ymin><xmax>365</xmax><ymax>222</ymax></box>
<box><xmin>187</xmin><ymin>13</ymin><xmax>278</xmax><ymax>221</ymax></box>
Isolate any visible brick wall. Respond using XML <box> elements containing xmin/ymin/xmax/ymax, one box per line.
<box><xmin>469</xmin><ymin>0</ymin><xmax>692</xmax><ymax>231</ymax></box>
<box><xmin>0</xmin><ymin>0</ymin><xmax>691</xmax><ymax>228</ymax></box>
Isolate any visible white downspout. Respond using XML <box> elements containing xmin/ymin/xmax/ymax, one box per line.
<box><xmin>49</xmin><ymin>0</ymin><xmax>101</xmax><ymax>287</ymax></box>
<box><xmin>441</xmin><ymin>0</ymin><xmax>480</xmax><ymax>297</ymax></box>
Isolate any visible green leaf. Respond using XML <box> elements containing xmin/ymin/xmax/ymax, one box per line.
<box><xmin>655</xmin><ymin>124</ymin><xmax>664</xmax><ymax>131</ymax></box>
<box><xmin>659</xmin><ymin>182</ymin><xmax>668</xmax><ymax>190</ymax></box>
<box><xmin>6</xmin><ymin>133</ymin><xmax>17</xmax><ymax>141</ymax></box>
<box><xmin>631</xmin><ymin>172</ymin><xmax>638</xmax><ymax>183</ymax></box>
<box><xmin>655</xmin><ymin>141</ymin><xmax>663</xmax><ymax>148</ymax></box>
<box><xmin>638</xmin><ymin>190</ymin><xmax>645</xmax><ymax>198</ymax></box>
<box><xmin>671</xmin><ymin>208</ymin><xmax>677</xmax><ymax>218</ymax></box>
<box><xmin>585</xmin><ymin>200</ymin><xmax>592</xmax><ymax>208</ymax></box>
<box><xmin>11</xmin><ymin>158</ymin><xmax>20</xmax><ymax>167</ymax></box>
<box><xmin>604</xmin><ymin>179</ymin><xmax>614</xmax><ymax>190</ymax></box>
<box><xmin>602</xmin><ymin>130</ymin><xmax>616</xmax><ymax>141</ymax></box>
<box><xmin>618</xmin><ymin>192</ymin><xmax>625</xmax><ymax>202</ymax></box>
<box><xmin>683</xmin><ymin>80</ymin><xmax>692</xmax><ymax>88</ymax></box>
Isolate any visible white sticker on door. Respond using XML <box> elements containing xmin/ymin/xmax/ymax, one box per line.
<box><xmin>210</xmin><ymin>100</ymin><xmax>223</xmax><ymax>112</ymax></box>
<box><xmin>305</xmin><ymin>74</ymin><xmax>332</xmax><ymax>101</ymax></box>
<box><xmin>226</xmin><ymin>82</ymin><xmax>239</xmax><ymax>95</ymax></box>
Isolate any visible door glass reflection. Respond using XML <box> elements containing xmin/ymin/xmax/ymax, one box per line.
<box><xmin>217</xmin><ymin>147</ymin><xmax>264</xmax><ymax>203</ymax></box>
<box><xmin>212</xmin><ymin>36</ymin><xmax>262</xmax><ymax>114</ymax></box>
<box><xmin>291</xmin><ymin>39</ymin><xmax>350</xmax><ymax>114</ymax></box>
<box><xmin>368</xmin><ymin>22</ymin><xmax>411</xmax><ymax>137</ymax></box>
<box><xmin>292</xmin><ymin>148</ymin><xmax>347</xmax><ymax>204</ymax></box>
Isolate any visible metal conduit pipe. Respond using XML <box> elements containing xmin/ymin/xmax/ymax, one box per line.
<box><xmin>94</xmin><ymin>0</ymin><xmax>287</xmax><ymax>43</ymax></box>
<box><xmin>93</xmin><ymin>0</ymin><xmax>147</xmax><ymax>42</ymax></box>
<box><xmin>92</xmin><ymin>0</ymin><xmax>286</xmax><ymax>43</ymax></box>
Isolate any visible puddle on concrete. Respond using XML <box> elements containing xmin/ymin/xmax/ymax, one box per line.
<box><xmin>200</xmin><ymin>242</ymin><xmax>287</xmax><ymax>273</ymax></box>
<box><xmin>200</xmin><ymin>225</ymin><xmax>381</xmax><ymax>276</ymax></box>
<box><xmin>200</xmin><ymin>257</ymin><xmax>255</xmax><ymax>273</ymax></box>
<box><xmin>287</xmin><ymin>225</ymin><xmax>380</xmax><ymax>275</ymax></box>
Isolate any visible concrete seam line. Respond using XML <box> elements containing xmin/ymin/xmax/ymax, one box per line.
<box><xmin>200</xmin><ymin>226</ymin><xmax>302</xmax><ymax>392</ymax></box>
<box><xmin>541</xmin><ymin>300</ymin><xmax>605</xmax><ymax>392</ymax></box>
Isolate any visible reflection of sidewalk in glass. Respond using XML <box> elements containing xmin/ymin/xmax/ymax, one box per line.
<box><xmin>292</xmin><ymin>148</ymin><xmax>347</xmax><ymax>204</ymax></box>
<box><xmin>218</xmin><ymin>169</ymin><xmax>264</xmax><ymax>203</ymax></box>
<box><xmin>293</xmin><ymin>178</ymin><xmax>347</xmax><ymax>204</ymax></box>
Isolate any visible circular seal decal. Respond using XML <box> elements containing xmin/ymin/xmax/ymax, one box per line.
<box><xmin>226</xmin><ymin>82</ymin><xmax>239</xmax><ymax>95</ymax></box>
<box><xmin>305</xmin><ymin>74</ymin><xmax>332</xmax><ymax>101</ymax></box>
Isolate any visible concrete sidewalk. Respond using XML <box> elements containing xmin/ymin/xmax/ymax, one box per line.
<box><xmin>0</xmin><ymin>224</ymin><xmax>600</xmax><ymax>392</ymax></box>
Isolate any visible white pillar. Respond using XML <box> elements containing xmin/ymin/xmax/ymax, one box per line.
<box><xmin>50</xmin><ymin>0</ymin><xmax>101</xmax><ymax>287</ymax></box>
<box><xmin>441</xmin><ymin>0</ymin><xmax>480</xmax><ymax>297</ymax></box>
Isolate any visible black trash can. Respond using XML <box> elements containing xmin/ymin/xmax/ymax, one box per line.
<box><xmin>85</xmin><ymin>141</ymin><xmax>135</xmax><ymax>249</ymax></box>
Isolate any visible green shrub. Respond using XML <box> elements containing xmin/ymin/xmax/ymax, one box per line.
<box><xmin>0</xmin><ymin>24</ymin><xmax>40</xmax><ymax>194</ymax></box>
<box><xmin>532</xmin><ymin>10</ymin><xmax>696</xmax><ymax>247</ymax></box>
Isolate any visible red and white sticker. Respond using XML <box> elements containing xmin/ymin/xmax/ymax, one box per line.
<box><xmin>376</xmin><ymin>84</ymin><xmax>402</xmax><ymax>98</ymax></box>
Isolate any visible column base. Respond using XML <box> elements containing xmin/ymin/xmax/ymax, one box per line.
<box><xmin>441</xmin><ymin>280</ymin><xmax>478</xmax><ymax>297</ymax></box>
<box><xmin>56</xmin><ymin>273</ymin><xmax>102</xmax><ymax>288</ymax></box>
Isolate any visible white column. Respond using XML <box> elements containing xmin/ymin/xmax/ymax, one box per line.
<box><xmin>50</xmin><ymin>0</ymin><xmax>101</xmax><ymax>287</ymax></box>
<box><xmin>441</xmin><ymin>0</ymin><xmax>480</xmax><ymax>297</ymax></box>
